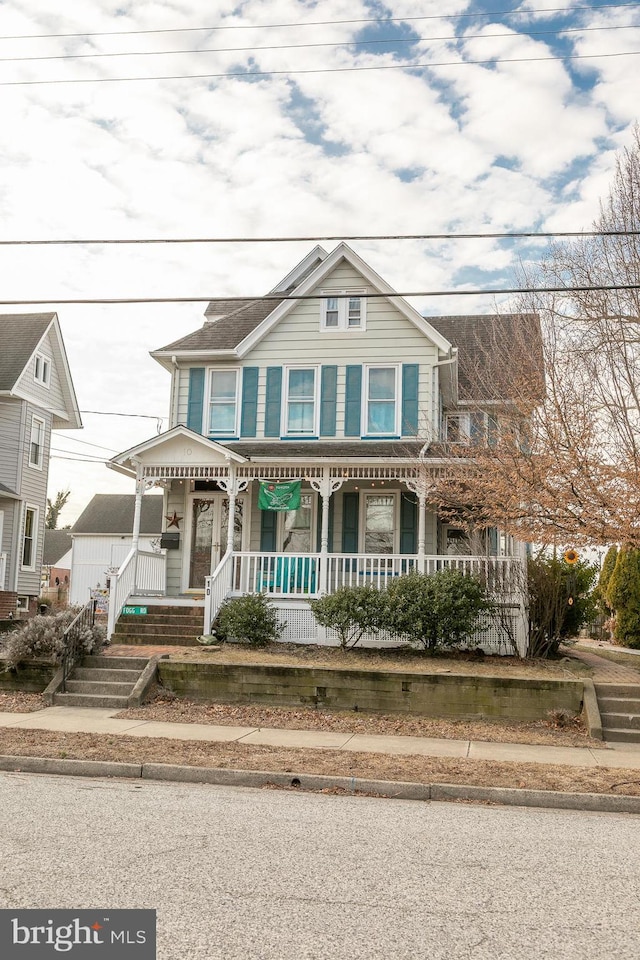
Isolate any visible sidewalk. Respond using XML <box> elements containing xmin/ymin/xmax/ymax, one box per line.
<box><xmin>2</xmin><ymin>704</ymin><xmax>640</xmax><ymax>769</ymax></box>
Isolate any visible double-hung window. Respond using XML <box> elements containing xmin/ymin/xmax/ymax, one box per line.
<box><xmin>208</xmin><ymin>369</ymin><xmax>238</xmax><ymax>436</ymax></box>
<box><xmin>321</xmin><ymin>290</ymin><xmax>366</xmax><ymax>330</ymax></box>
<box><xmin>284</xmin><ymin>367</ymin><xmax>318</xmax><ymax>436</ymax></box>
<box><xmin>34</xmin><ymin>354</ymin><xmax>51</xmax><ymax>386</ymax></box>
<box><xmin>445</xmin><ymin>412</ymin><xmax>487</xmax><ymax>444</ymax></box>
<box><xmin>365</xmin><ymin>365</ymin><xmax>399</xmax><ymax>436</ymax></box>
<box><xmin>363</xmin><ymin>493</ymin><xmax>396</xmax><ymax>554</ymax></box>
<box><xmin>22</xmin><ymin>506</ymin><xmax>38</xmax><ymax>569</ymax></box>
<box><xmin>29</xmin><ymin>416</ymin><xmax>45</xmax><ymax>469</ymax></box>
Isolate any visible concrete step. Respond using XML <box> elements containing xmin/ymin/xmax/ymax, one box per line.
<box><xmin>112</xmin><ymin>634</ymin><xmax>200</xmax><ymax>647</ymax></box>
<box><xmin>53</xmin><ymin>692</ymin><xmax>131</xmax><ymax>709</ymax></box>
<box><xmin>601</xmin><ymin>712</ymin><xmax>640</xmax><ymax>731</ymax></box>
<box><xmin>73</xmin><ymin>667</ymin><xmax>141</xmax><ymax>683</ymax></box>
<box><xmin>114</xmin><ymin>622</ymin><xmax>202</xmax><ymax>636</ymax></box>
<box><xmin>82</xmin><ymin>655</ymin><xmax>150</xmax><ymax>670</ymax></box>
<box><xmin>601</xmin><ymin>727</ymin><xmax>640</xmax><ymax>743</ymax></box>
<box><xmin>594</xmin><ymin>683</ymin><xmax>640</xmax><ymax>698</ymax></box>
<box><xmin>598</xmin><ymin>696</ymin><xmax>640</xmax><ymax>713</ymax></box>
<box><xmin>65</xmin><ymin>679</ymin><xmax>136</xmax><ymax>697</ymax></box>
<box><xmin>118</xmin><ymin>613</ymin><xmax>203</xmax><ymax>624</ymax></box>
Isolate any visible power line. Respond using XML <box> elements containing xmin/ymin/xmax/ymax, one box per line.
<box><xmin>1</xmin><ymin>23</ymin><xmax>636</xmax><ymax>64</ymax></box>
<box><xmin>0</xmin><ymin>230</ymin><xmax>637</xmax><ymax>245</ymax></box>
<box><xmin>80</xmin><ymin>410</ymin><xmax>166</xmax><ymax>420</ymax></box>
<box><xmin>2</xmin><ymin>4</ymin><xmax>636</xmax><ymax>41</ymax></box>
<box><xmin>1</xmin><ymin>48</ymin><xmax>638</xmax><ymax>86</ymax></box>
<box><xmin>0</xmin><ymin>285</ymin><xmax>638</xmax><ymax>306</ymax></box>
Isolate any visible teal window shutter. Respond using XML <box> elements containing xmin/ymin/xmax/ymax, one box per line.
<box><xmin>187</xmin><ymin>367</ymin><xmax>205</xmax><ymax>433</ymax></box>
<box><xmin>260</xmin><ymin>510</ymin><xmax>277</xmax><ymax>551</ymax></box>
<box><xmin>402</xmin><ymin>364</ymin><xmax>419</xmax><ymax>436</ymax></box>
<box><xmin>341</xmin><ymin>492</ymin><xmax>359</xmax><ymax>552</ymax></box>
<box><xmin>400</xmin><ymin>492</ymin><xmax>417</xmax><ymax>554</ymax></box>
<box><xmin>240</xmin><ymin>367</ymin><xmax>259</xmax><ymax>437</ymax></box>
<box><xmin>264</xmin><ymin>367</ymin><xmax>282</xmax><ymax>437</ymax></box>
<box><xmin>320</xmin><ymin>365</ymin><xmax>337</xmax><ymax>437</ymax></box>
<box><xmin>344</xmin><ymin>366</ymin><xmax>362</xmax><ymax>437</ymax></box>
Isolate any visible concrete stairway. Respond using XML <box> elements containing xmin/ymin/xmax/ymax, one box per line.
<box><xmin>595</xmin><ymin>683</ymin><xmax>640</xmax><ymax>743</ymax></box>
<box><xmin>112</xmin><ymin>605</ymin><xmax>204</xmax><ymax>647</ymax></box>
<box><xmin>53</xmin><ymin>655</ymin><xmax>150</xmax><ymax>709</ymax></box>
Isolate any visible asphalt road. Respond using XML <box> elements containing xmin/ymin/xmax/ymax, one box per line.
<box><xmin>0</xmin><ymin>772</ymin><xmax>638</xmax><ymax>959</ymax></box>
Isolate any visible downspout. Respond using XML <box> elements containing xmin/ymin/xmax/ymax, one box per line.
<box><xmin>169</xmin><ymin>355</ymin><xmax>179</xmax><ymax>428</ymax></box>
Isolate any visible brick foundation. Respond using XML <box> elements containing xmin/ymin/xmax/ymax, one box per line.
<box><xmin>0</xmin><ymin>592</ymin><xmax>18</xmax><ymax>619</ymax></box>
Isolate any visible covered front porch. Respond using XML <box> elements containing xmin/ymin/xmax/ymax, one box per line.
<box><xmin>106</xmin><ymin>428</ymin><xmax>528</xmax><ymax>653</ymax></box>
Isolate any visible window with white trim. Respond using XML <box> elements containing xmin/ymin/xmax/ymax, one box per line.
<box><xmin>444</xmin><ymin>412</ymin><xmax>488</xmax><ymax>444</ymax></box>
<box><xmin>320</xmin><ymin>291</ymin><xmax>367</xmax><ymax>330</ymax></box>
<box><xmin>29</xmin><ymin>416</ymin><xmax>45</xmax><ymax>469</ymax></box>
<box><xmin>364</xmin><ymin>365</ymin><xmax>399</xmax><ymax>436</ymax></box>
<box><xmin>283</xmin><ymin>367</ymin><xmax>318</xmax><ymax>436</ymax></box>
<box><xmin>34</xmin><ymin>354</ymin><xmax>51</xmax><ymax>386</ymax></box>
<box><xmin>362</xmin><ymin>493</ymin><xmax>397</xmax><ymax>554</ymax></box>
<box><xmin>22</xmin><ymin>506</ymin><xmax>38</xmax><ymax>569</ymax></box>
<box><xmin>207</xmin><ymin>368</ymin><xmax>239</xmax><ymax>436</ymax></box>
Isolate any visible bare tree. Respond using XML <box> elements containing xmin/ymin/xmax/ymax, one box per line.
<box><xmin>427</xmin><ymin>127</ymin><xmax>640</xmax><ymax>549</ymax></box>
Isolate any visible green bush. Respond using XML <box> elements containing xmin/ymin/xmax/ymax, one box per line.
<box><xmin>310</xmin><ymin>586</ymin><xmax>387</xmax><ymax>649</ymax></box>
<box><xmin>606</xmin><ymin>546</ymin><xmax>640</xmax><ymax>648</ymax></box>
<box><xmin>2</xmin><ymin>608</ymin><xmax>107</xmax><ymax>671</ymax></box>
<box><xmin>384</xmin><ymin>570</ymin><xmax>490</xmax><ymax>653</ymax></box>
<box><xmin>217</xmin><ymin>593</ymin><xmax>285</xmax><ymax>646</ymax></box>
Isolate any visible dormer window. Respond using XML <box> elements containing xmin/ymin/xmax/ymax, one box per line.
<box><xmin>320</xmin><ymin>290</ymin><xmax>367</xmax><ymax>331</ymax></box>
<box><xmin>34</xmin><ymin>353</ymin><xmax>51</xmax><ymax>387</ymax></box>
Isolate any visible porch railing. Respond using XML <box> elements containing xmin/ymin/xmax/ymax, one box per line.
<box><xmin>219</xmin><ymin>552</ymin><xmax>524</xmax><ymax>600</ymax></box>
<box><xmin>106</xmin><ymin>548</ymin><xmax>167</xmax><ymax>639</ymax></box>
<box><xmin>204</xmin><ymin>549</ymin><xmax>234</xmax><ymax>635</ymax></box>
<box><xmin>231</xmin><ymin>552</ymin><xmax>322</xmax><ymax>598</ymax></box>
<box><xmin>0</xmin><ymin>552</ymin><xmax>6</xmax><ymax>591</ymax></box>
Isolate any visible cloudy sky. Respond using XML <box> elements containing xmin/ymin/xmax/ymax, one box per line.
<box><xmin>0</xmin><ymin>0</ymin><xmax>638</xmax><ymax>523</ymax></box>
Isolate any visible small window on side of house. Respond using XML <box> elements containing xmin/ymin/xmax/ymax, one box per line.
<box><xmin>34</xmin><ymin>354</ymin><xmax>51</xmax><ymax>387</ymax></box>
<box><xmin>320</xmin><ymin>291</ymin><xmax>367</xmax><ymax>331</ymax></box>
<box><xmin>29</xmin><ymin>417</ymin><xmax>45</xmax><ymax>469</ymax></box>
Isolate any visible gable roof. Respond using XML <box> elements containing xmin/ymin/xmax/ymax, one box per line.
<box><xmin>150</xmin><ymin>243</ymin><xmax>454</xmax><ymax>364</ymax></box>
<box><xmin>43</xmin><ymin>529</ymin><xmax>72</xmax><ymax>565</ymax></box>
<box><xmin>429</xmin><ymin>314</ymin><xmax>545</xmax><ymax>404</ymax></box>
<box><xmin>71</xmin><ymin>494</ymin><xmax>164</xmax><ymax>535</ymax></box>
<box><xmin>0</xmin><ymin>314</ymin><xmax>55</xmax><ymax>391</ymax></box>
<box><xmin>0</xmin><ymin>312</ymin><xmax>82</xmax><ymax>429</ymax></box>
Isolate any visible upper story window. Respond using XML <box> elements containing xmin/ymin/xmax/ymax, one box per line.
<box><xmin>34</xmin><ymin>353</ymin><xmax>51</xmax><ymax>387</ymax></box>
<box><xmin>445</xmin><ymin>412</ymin><xmax>494</xmax><ymax>444</ymax></box>
<box><xmin>207</xmin><ymin>368</ymin><xmax>239</xmax><ymax>436</ymax></box>
<box><xmin>364</xmin><ymin>365</ymin><xmax>399</xmax><ymax>436</ymax></box>
<box><xmin>283</xmin><ymin>367</ymin><xmax>318</xmax><ymax>436</ymax></box>
<box><xmin>22</xmin><ymin>506</ymin><xmax>38</xmax><ymax>569</ymax></box>
<box><xmin>320</xmin><ymin>290</ymin><xmax>367</xmax><ymax>331</ymax></box>
<box><xmin>29</xmin><ymin>416</ymin><xmax>45</xmax><ymax>469</ymax></box>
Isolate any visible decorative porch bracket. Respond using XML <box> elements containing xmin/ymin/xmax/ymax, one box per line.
<box><xmin>310</xmin><ymin>470</ymin><xmax>344</xmax><ymax>593</ymax></box>
<box><xmin>216</xmin><ymin>468</ymin><xmax>249</xmax><ymax>551</ymax></box>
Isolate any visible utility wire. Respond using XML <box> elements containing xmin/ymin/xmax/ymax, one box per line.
<box><xmin>0</xmin><ymin>230</ymin><xmax>637</xmax><ymax>244</ymax></box>
<box><xmin>1</xmin><ymin>49</ymin><xmax>639</xmax><ymax>86</ymax></box>
<box><xmin>1</xmin><ymin>23</ymin><xmax>636</xmax><ymax>64</ymax></box>
<box><xmin>0</xmin><ymin>285</ymin><xmax>638</xmax><ymax>305</ymax></box>
<box><xmin>2</xmin><ymin>4</ymin><xmax>637</xmax><ymax>41</ymax></box>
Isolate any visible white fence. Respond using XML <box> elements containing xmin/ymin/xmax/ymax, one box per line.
<box><xmin>106</xmin><ymin>549</ymin><xmax>166</xmax><ymax>639</ymax></box>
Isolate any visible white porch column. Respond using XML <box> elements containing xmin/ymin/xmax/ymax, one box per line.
<box><xmin>405</xmin><ymin>477</ymin><xmax>431</xmax><ymax>574</ymax></box>
<box><xmin>218</xmin><ymin>466</ymin><xmax>248</xmax><ymax>554</ymax></box>
<box><xmin>310</xmin><ymin>469</ymin><xmax>344</xmax><ymax>594</ymax></box>
<box><xmin>131</xmin><ymin>459</ymin><xmax>144</xmax><ymax>590</ymax></box>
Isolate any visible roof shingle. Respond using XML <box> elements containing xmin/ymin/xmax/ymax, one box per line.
<box><xmin>71</xmin><ymin>495</ymin><xmax>164</xmax><ymax>535</ymax></box>
<box><xmin>0</xmin><ymin>314</ymin><xmax>54</xmax><ymax>392</ymax></box>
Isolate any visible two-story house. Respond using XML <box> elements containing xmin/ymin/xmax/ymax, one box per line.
<box><xmin>0</xmin><ymin>313</ymin><xmax>81</xmax><ymax>618</ymax></box>
<box><xmin>108</xmin><ymin>244</ymin><xmax>538</xmax><ymax>652</ymax></box>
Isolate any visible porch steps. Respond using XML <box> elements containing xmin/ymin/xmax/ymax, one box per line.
<box><xmin>53</xmin><ymin>655</ymin><xmax>149</xmax><ymax>709</ymax></box>
<box><xmin>113</xmin><ymin>605</ymin><xmax>204</xmax><ymax>647</ymax></box>
<box><xmin>595</xmin><ymin>683</ymin><xmax>640</xmax><ymax>743</ymax></box>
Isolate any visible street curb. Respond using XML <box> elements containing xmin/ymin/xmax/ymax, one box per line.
<box><xmin>0</xmin><ymin>754</ymin><xmax>639</xmax><ymax>812</ymax></box>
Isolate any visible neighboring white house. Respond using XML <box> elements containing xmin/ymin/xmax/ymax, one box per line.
<box><xmin>0</xmin><ymin>313</ymin><xmax>81</xmax><ymax>619</ymax></box>
<box><xmin>70</xmin><ymin>494</ymin><xmax>164</xmax><ymax>605</ymax></box>
<box><xmin>106</xmin><ymin>243</ymin><xmax>542</xmax><ymax>651</ymax></box>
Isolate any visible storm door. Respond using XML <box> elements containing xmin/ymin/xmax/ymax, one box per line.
<box><xmin>187</xmin><ymin>496</ymin><xmax>244</xmax><ymax>590</ymax></box>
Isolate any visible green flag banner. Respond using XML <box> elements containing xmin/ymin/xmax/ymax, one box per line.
<box><xmin>258</xmin><ymin>479</ymin><xmax>302</xmax><ymax>511</ymax></box>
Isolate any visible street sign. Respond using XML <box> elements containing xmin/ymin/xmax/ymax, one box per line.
<box><xmin>122</xmin><ymin>605</ymin><xmax>148</xmax><ymax>616</ymax></box>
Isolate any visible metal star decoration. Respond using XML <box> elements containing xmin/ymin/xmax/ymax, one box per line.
<box><xmin>165</xmin><ymin>511</ymin><xmax>183</xmax><ymax>528</ymax></box>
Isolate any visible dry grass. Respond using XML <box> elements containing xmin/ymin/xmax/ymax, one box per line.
<box><xmin>0</xmin><ymin>727</ymin><xmax>637</xmax><ymax>796</ymax></box>
<box><xmin>0</xmin><ymin>691</ymin><xmax>45</xmax><ymax>713</ymax></box>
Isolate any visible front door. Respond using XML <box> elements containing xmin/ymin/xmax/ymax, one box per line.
<box><xmin>187</xmin><ymin>495</ymin><xmax>244</xmax><ymax>590</ymax></box>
